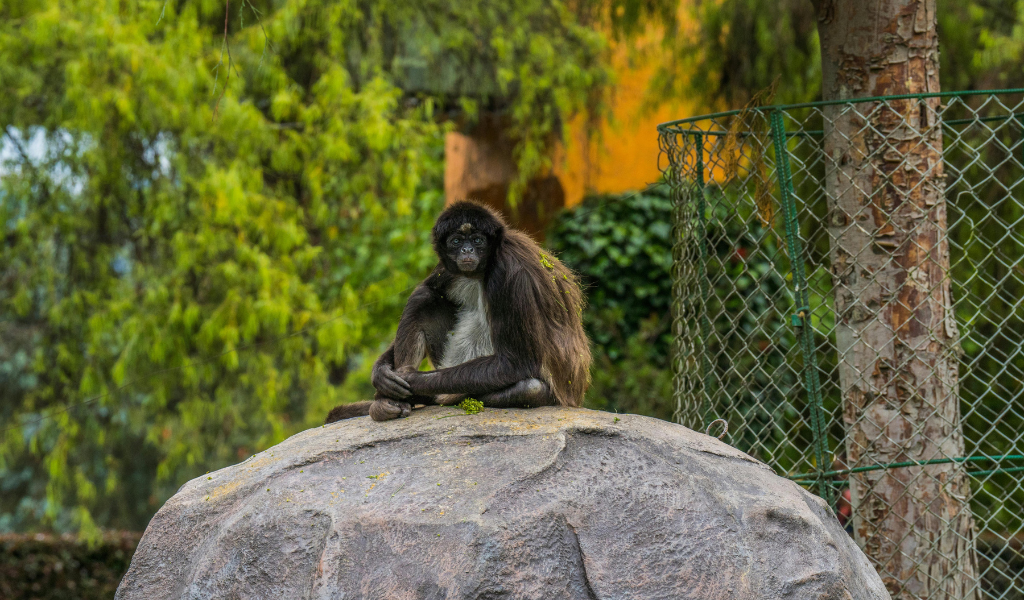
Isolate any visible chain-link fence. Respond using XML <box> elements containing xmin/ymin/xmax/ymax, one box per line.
<box><xmin>659</xmin><ymin>90</ymin><xmax>1024</xmax><ymax>599</ymax></box>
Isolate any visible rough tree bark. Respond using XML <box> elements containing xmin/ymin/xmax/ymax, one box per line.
<box><xmin>812</xmin><ymin>1</ymin><xmax>978</xmax><ymax>598</ymax></box>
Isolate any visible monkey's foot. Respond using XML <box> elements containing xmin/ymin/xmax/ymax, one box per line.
<box><xmin>436</xmin><ymin>394</ymin><xmax>468</xmax><ymax>406</ymax></box>
<box><xmin>369</xmin><ymin>399</ymin><xmax>412</xmax><ymax>421</ymax></box>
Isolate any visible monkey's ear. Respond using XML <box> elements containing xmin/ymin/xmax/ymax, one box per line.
<box><xmin>489</xmin><ymin>219</ymin><xmax>506</xmax><ymax>247</ymax></box>
<box><xmin>472</xmin><ymin>202</ymin><xmax>507</xmax><ymax>243</ymax></box>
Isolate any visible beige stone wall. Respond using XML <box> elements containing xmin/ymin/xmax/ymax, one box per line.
<box><xmin>443</xmin><ymin>23</ymin><xmax>701</xmax><ymax>231</ymax></box>
<box><xmin>554</xmin><ymin>27</ymin><xmax>699</xmax><ymax>207</ymax></box>
<box><xmin>443</xmin><ymin>117</ymin><xmax>564</xmax><ymax>238</ymax></box>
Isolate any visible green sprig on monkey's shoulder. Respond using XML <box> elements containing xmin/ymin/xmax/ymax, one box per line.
<box><xmin>458</xmin><ymin>398</ymin><xmax>484</xmax><ymax>414</ymax></box>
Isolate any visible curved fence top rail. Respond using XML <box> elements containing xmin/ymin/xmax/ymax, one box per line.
<box><xmin>656</xmin><ymin>87</ymin><xmax>1024</xmax><ymax>133</ymax></box>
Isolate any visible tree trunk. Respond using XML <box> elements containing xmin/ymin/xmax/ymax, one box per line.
<box><xmin>813</xmin><ymin>1</ymin><xmax>978</xmax><ymax>598</ymax></box>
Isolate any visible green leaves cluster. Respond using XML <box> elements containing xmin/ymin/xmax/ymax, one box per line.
<box><xmin>549</xmin><ymin>186</ymin><xmax>674</xmax><ymax>357</ymax></box>
<box><xmin>944</xmin><ymin>0</ymin><xmax>1024</xmax><ymax>90</ymax></box>
<box><xmin>674</xmin><ymin>0</ymin><xmax>821</xmax><ymax>107</ymax></box>
<box><xmin>549</xmin><ymin>187</ymin><xmax>676</xmax><ymax>420</ymax></box>
<box><xmin>549</xmin><ymin>186</ymin><xmax>797</xmax><ymax>427</ymax></box>
<box><xmin>457</xmin><ymin>398</ymin><xmax>483</xmax><ymax>415</ymax></box>
<box><xmin>653</xmin><ymin>0</ymin><xmax>1024</xmax><ymax>109</ymax></box>
<box><xmin>0</xmin><ymin>0</ymin><xmax>609</xmax><ymax>536</ymax></box>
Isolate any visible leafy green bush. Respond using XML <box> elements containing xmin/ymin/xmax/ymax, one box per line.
<box><xmin>0</xmin><ymin>0</ymin><xmax>611</xmax><ymax>537</ymax></box>
<box><xmin>549</xmin><ymin>187</ymin><xmax>675</xmax><ymax>358</ymax></box>
<box><xmin>548</xmin><ymin>187</ymin><xmax>676</xmax><ymax>420</ymax></box>
<box><xmin>549</xmin><ymin>185</ymin><xmax>797</xmax><ymax>435</ymax></box>
<box><xmin>0</xmin><ymin>532</ymin><xmax>139</xmax><ymax>600</ymax></box>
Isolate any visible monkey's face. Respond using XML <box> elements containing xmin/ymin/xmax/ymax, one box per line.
<box><xmin>445</xmin><ymin>227</ymin><xmax>489</xmax><ymax>275</ymax></box>
<box><xmin>432</xmin><ymin>202</ymin><xmax>504</xmax><ymax>276</ymax></box>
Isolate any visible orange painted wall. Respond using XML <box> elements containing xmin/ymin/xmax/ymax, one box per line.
<box><xmin>554</xmin><ymin>32</ymin><xmax>701</xmax><ymax>207</ymax></box>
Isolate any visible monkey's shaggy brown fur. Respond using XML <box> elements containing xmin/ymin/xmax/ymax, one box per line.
<box><xmin>326</xmin><ymin>201</ymin><xmax>591</xmax><ymax>423</ymax></box>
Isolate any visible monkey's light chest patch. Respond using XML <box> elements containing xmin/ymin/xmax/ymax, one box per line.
<box><xmin>439</xmin><ymin>277</ymin><xmax>493</xmax><ymax>368</ymax></box>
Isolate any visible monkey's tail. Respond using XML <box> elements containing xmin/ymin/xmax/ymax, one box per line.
<box><xmin>324</xmin><ymin>401</ymin><xmax>373</xmax><ymax>424</ymax></box>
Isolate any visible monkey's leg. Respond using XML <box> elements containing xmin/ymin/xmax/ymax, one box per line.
<box><xmin>476</xmin><ymin>378</ymin><xmax>554</xmax><ymax>409</ymax></box>
<box><xmin>370</xmin><ymin>335</ymin><xmax>421</xmax><ymax>419</ymax></box>
<box><xmin>436</xmin><ymin>393</ymin><xmax>469</xmax><ymax>406</ymax></box>
<box><xmin>371</xmin><ymin>334</ymin><xmax>432</xmax><ymax>421</ymax></box>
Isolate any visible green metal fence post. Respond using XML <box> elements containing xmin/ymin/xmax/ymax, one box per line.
<box><xmin>768</xmin><ymin>110</ymin><xmax>834</xmax><ymax>506</ymax></box>
<box><xmin>693</xmin><ymin>133</ymin><xmax>715</xmax><ymax>427</ymax></box>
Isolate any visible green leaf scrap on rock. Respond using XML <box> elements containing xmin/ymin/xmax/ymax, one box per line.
<box><xmin>458</xmin><ymin>399</ymin><xmax>484</xmax><ymax>415</ymax></box>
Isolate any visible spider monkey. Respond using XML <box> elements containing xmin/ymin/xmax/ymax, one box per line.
<box><xmin>325</xmin><ymin>200</ymin><xmax>591</xmax><ymax>423</ymax></box>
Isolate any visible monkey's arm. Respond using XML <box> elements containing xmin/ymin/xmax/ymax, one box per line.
<box><xmin>402</xmin><ymin>354</ymin><xmax>529</xmax><ymax>396</ymax></box>
<box><xmin>371</xmin><ymin>344</ymin><xmax>411</xmax><ymax>399</ymax></box>
<box><xmin>373</xmin><ymin>277</ymin><xmax>456</xmax><ymax>399</ymax></box>
<box><xmin>403</xmin><ymin>270</ymin><xmax>544</xmax><ymax>398</ymax></box>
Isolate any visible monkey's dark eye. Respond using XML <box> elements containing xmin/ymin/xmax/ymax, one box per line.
<box><xmin>448</xmin><ymin>237</ymin><xmax>461</xmax><ymax>247</ymax></box>
<box><xmin>472</xmin><ymin>236</ymin><xmax>485</xmax><ymax>246</ymax></box>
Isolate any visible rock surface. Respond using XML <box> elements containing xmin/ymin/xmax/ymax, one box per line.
<box><xmin>117</xmin><ymin>406</ymin><xmax>889</xmax><ymax>600</ymax></box>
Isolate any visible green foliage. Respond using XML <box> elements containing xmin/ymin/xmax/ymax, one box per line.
<box><xmin>641</xmin><ymin>0</ymin><xmax>821</xmax><ymax>107</ymax></box>
<box><xmin>549</xmin><ymin>187</ymin><xmax>674</xmax><ymax>357</ymax></box>
<box><xmin>656</xmin><ymin>0</ymin><xmax>1024</xmax><ymax>109</ymax></box>
<box><xmin>0</xmin><ymin>0</ymin><xmax>610</xmax><ymax>536</ymax></box>
<box><xmin>0</xmin><ymin>532</ymin><xmax>139</xmax><ymax>599</ymax></box>
<box><xmin>963</xmin><ymin>0</ymin><xmax>1024</xmax><ymax>90</ymax></box>
<box><xmin>383</xmin><ymin>0</ymin><xmax>610</xmax><ymax>201</ymax></box>
<box><xmin>457</xmin><ymin>398</ymin><xmax>483</xmax><ymax>415</ymax></box>
<box><xmin>549</xmin><ymin>188</ymin><xmax>676</xmax><ymax>419</ymax></box>
<box><xmin>583</xmin><ymin>315</ymin><xmax>676</xmax><ymax>422</ymax></box>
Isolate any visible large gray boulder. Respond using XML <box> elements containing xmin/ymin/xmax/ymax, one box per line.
<box><xmin>117</xmin><ymin>406</ymin><xmax>888</xmax><ymax>599</ymax></box>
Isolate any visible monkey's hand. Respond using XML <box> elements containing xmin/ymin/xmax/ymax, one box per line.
<box><xmin>371</xmin><ymin>363</ymin><xmax>412</xmax><ymax>399</ymax></box>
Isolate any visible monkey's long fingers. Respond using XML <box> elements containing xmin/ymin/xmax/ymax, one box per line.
<box><xmin>381</xmin><ymin>367</ymin><xmax>413</xmax><ymax>395</ymax></box>
<box><xmin>393</xmin><ymin>376</ymin><xmax>413</xmax><ymax>396</ymax></box>
<box><xmin>373</xmin><ymin>368</ymin><xmax>411</xmax><ymax>398</ymax></box>
<box><xmin>376</xmin><ymin>382</ymin><xmax>404</xmax><ymax>398</ymax></box>
<box><xmin>380</xmin><ymin>374</ymin><xmax>412</xmax><ymax>398</ymax></box>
